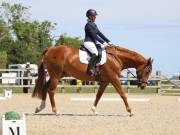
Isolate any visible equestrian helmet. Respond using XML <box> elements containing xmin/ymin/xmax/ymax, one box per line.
<box><xmin>86</xmin><ymin>9</ymin><xmax>98</xmax><ymax>17</ymax></box>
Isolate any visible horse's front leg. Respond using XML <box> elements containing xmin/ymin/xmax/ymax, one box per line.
<box><xmin>111</xmin><ymin>80</ymin><xmax>133</xmax><ymax>116</ymax></box>
<box><xmin>91</xmin><ymin>81</ymin><xmax>109</xmax><ymax>114</ymax></box>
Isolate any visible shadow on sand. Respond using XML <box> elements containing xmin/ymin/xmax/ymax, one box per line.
<box><xmin>25</xmin><ymin>113</ymin><xmax>131</xmax><ymax>117</ymax></box>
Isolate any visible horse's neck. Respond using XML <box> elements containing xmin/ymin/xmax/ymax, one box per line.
<box><xmin>114</xmin><ymin>47</ymin><xmax>146</xmax><ymax>69</ymax></box>
<box><xmin>121</xmin><ymin>55</ymin><xmax>144</xmax><ymax>69</ymax></box>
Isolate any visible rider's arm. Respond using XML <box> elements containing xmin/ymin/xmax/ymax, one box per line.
<box><xmin>86</xmin><ymin>24</ymin><xmax>105</xmax><ymax>44</ymax></box>
<box><xmin>97</xmin><ymin>30</ymin><xmax>110</xmax><ymax>43</ymax></box>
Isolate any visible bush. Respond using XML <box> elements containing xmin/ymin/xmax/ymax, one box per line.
<box><xmin>5</xmin><ymin>111</ymin><xmax>21</xmax><ymax>120</ymax></box>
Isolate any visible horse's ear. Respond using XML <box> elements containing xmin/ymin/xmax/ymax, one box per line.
<box><xmin>146</xmin><ymin>57</ymin><xmax>153</xmax><ymax>71</ymax></box>
<box><xmin>148</xmin><ymin>57</ymin><xmax>153</xmax><ymax>65</ymax></box>
<box><xmin>151</xmin><ymin>58</ymin><xmax>154</xmax><ymax>64</ymax></box>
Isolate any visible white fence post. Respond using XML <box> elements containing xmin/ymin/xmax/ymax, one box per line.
<box><xmin>127</xmin><ymin>71</ymin><xmax>131</xmax><ymax>93</ymax></box>
<box><xmin>156</xmin><ymin>71</ymin><xmax>161</xmax><ymax>94</ymax></box>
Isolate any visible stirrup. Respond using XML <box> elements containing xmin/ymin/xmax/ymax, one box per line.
<box><xmin>87</xmin><ymin>69</ymin><xmax>94</xmax><ymax>76</ymax></box>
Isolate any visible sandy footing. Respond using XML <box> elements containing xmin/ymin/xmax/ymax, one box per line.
<box><xmin>0</xmin><ymin>93</ymin><xmax>180</xmax><ymax>135</ymax></box>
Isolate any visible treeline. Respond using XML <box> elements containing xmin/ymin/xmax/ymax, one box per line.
<box><xmin>0</xmin><ymin>2</ymin><xmax>82</xmax><ymax>68</ymax></box>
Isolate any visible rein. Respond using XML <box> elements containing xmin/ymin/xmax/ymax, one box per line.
<box><xmin>126</xmin><ymin>68</ymin><xmax>148</xmax><ymax>85</ymax></box>
<box><xmin>127</xmin><ymin>69</ymin><xmax>136</xmax><ymax>78</ymax></box>
<box><xmin>106</xmin><ymin>45</ymin><xmax>149</xmax><ymax>85</ymax></box>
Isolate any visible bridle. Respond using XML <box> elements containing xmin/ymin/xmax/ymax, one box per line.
<box><xmin>126</xmin><ymin>68</ymin><xmax>149</xmax><ymax>86</ymax></box>
<box><xmin>107</xmin><ymin>46</ymin><xmax>152</xmax><ymax>86</ymax></box>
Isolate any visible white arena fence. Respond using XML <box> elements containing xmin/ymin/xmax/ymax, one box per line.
<box><xmin>0</xmin><ymin>69</ymin><xmax>180</xmax><ymax>94</ymax></box>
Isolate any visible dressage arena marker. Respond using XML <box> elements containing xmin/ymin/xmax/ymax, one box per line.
<box><xmin>71</xmin><ymin>97</ymin><xmax>150</xmax><ymax>102</ymax></box>
<box><xmin>0</xmin><ymin>114</ymin><xmax>26</xmax><ymax>135</ymax></box>
<box><xmin>0</xmin><ymin>89</ymin><xmax>12</xmax><ymax>100</ymax></box>
<box><xmin>178</xmin><ymin>98</ymin><xmax>180</xmax><ymax>102</ymax></box>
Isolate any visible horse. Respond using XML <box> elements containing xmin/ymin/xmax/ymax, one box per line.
<box><xmin>32</xmin><ymin>45</ymin><xmax>153</xmax><ymax>116</ymax></box>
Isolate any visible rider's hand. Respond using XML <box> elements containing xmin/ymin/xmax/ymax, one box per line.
<box><xmin>108</xmin><ymin>42</ymin><xmax>113</xmax><ymax>45</ymax></box>
<box><xmin>108</xmin><ymin>42</ymin><xmax>119</xmax><ymax>47</ymax></box>
<box><xmin>101</xmin><ymin>42</ymin><xmax>108</xmax><ymax>48</ymax></box>
<box><xmin>103</xmin><ymin>42</ymin><xmax>108</xmax><ymax>46</ymax></box>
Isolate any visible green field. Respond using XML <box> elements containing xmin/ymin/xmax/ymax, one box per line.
<box><xmin>0</xmin><ymin>86</ymin><xmax>157</xmax><ymax>94</ymax></box>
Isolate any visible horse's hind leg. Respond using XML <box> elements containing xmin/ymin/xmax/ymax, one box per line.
<box><xmin>35</xmin><ymin>99</ymin><xmax>46</xmax><ymax>113</ymax></box>
<box><xmin>35</xmin><ymin>85</ymin><xmax>48</xmax><ymax>113</ymax></box>
<box><xmin>111</xmin><ymin>80</ymin><xmax>133</xmax><ymax>116</ymax></box>
<box><xmin>48</xmin><ymin>78</ymin><xmax>59</xmax><ymax>114</ymax></box>
<box><xmin>91</xmin><ymin>82</ymin><xmax>109</xmax><ymax>114</ymax></box>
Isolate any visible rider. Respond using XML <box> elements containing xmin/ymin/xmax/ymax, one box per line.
<box><xmin>84</xmin><ymin>9</ymin><xmax>112</xmax><ymax>76</ymax></box>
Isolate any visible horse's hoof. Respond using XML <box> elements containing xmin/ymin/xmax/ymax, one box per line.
<box><xmin>92</xmin><ymin>110</ymin><xmax>98</xmax><ymax>115</ymax></box>
<box><xmin>35</xmin><ymin>107</ymin><xmax>40</xmax><ymax>113</ymax></box>
<box><xmin>129</xmin><ymin>113</ymin><xmax>134</xmax><ymax>117</ymax></box>
<box><xmin>55</xmin><ymin>111</ymin><xmax>60</xmax><ymax>116</ymax></box>
<box><xmin>52</xmin><ymin>110</ymin><xmax>60</xmax><ymax>116</ymax></box>
<box><xmin>91</xmin><ymin>106</ymin><xmax>98</xmax><ymax>115</ymax></box>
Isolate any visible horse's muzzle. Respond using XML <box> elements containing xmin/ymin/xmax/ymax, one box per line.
<box><xmin>138</xmin><ymin>82</ymin><xmax>147</xmax><ymax>90</ymax></box>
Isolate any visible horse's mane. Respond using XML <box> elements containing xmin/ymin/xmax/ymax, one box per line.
<box><xmin>106</xmin><ymin>45</ymin><xmax>146</xmax><ymax>62</ymax></box>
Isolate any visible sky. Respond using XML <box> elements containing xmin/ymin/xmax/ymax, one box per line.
<box><xmin>2</xmin><ymin>0</ymin><xmax>180</xmax><ymax>73</ymax></box>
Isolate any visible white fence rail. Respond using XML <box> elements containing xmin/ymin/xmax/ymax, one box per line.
<box><xmin>0</xmin><ymin>69</ymin><xmax>180</xmax><ymax>94</ymax></box>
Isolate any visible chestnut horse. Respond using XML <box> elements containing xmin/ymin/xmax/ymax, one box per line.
<box><xmin>32</xmin><ymin>45</ymin><xmax>153</xmax><ymax>116</ymax></box>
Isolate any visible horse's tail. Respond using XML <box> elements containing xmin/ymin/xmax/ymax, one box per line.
<box><xmin>32</xmin><ymin>49</ymin><xmax>48</xmax><ymax>100</ymax></box>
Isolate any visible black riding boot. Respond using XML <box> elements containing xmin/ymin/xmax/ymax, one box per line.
<box><xmin>87</xmin><ymin>54</ymin><xmax>97</xmax><ymax>76</ymax></box>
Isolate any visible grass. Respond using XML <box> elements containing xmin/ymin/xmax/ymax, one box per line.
<box><xmin>161</xmin><ymin>89</ymin><xmax>180</xmax><ymax>96</ymax></box>
<box><xmin>0</xmin><ymin>86</ymin><xmax>157</xmax><ymax>94</ymax></box>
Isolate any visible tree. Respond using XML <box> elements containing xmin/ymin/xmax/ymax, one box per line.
<box><xmin>0</xmin><ymin>51</ymin><xmax>7</xmax><ymax>69</ymax></box>
<box><xmin>55</xmin><ymin>33</ymin><xmax>82</xmax><ymax>48</ymax></box>
<box><xmin>0</xmin><ymin>19</ymin><xmax>12</xmax><ymax>41</ymax></box>
<box><xmin>0</xmin><ymin>2</ymin><xmax>56</xmax><ymax>65</ymax></box>
<box><xmin>0</xmin><ymin>19</ymin><xmax>13</xmax><ymax>51</ymax></box>
<box><xmin>36</xmin><ymin>21</ymin><xmax>56</xmax><ymax>51</ymax></box>
<box><xmin>10</xmin><ymin>20</ymin><xmax>55</xmax><ymax>64</ymax></box>
<box><xmin>0</xmin><ymin>2</ymin><xmax>30</xmax><ymax>25</ymax></box>
<box><xmin>0</xmin><ymin>2</ymin><xmax>83</xmax><ymax>66</ymax></box>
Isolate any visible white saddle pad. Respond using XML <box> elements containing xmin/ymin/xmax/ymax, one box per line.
<box><xmin>79</xmin><ymin>48</ymin><xmax>107</xmax><ymax>65</ymax></box>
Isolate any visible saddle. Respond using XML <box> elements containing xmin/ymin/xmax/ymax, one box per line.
<box><xmin>79</xmin><ymin>45</ymin><xmax>107</xmax><ymax>80</ymax></box>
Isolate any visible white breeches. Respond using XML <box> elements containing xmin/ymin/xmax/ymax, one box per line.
<box><xmin>83</xmin><ymin>41</ymin><xmax>98</xmax><ymax>56</ymax></box>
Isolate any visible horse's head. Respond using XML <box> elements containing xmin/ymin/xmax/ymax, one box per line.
<box><xmin>136</xmin><ymin>57</ymin><xmax>153</xmax><ymax>90</ymax></box>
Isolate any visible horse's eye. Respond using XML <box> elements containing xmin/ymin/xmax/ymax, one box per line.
<box><xmin>145</xmin><ymin>70</ymin><xmax>149</xmax><ymax>73</ymax></box>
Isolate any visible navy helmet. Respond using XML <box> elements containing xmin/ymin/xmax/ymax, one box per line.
<box><xmin>86</xmin><ymin>9</ymin><xmax>98</xmax><ymax>17</ymax></box>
